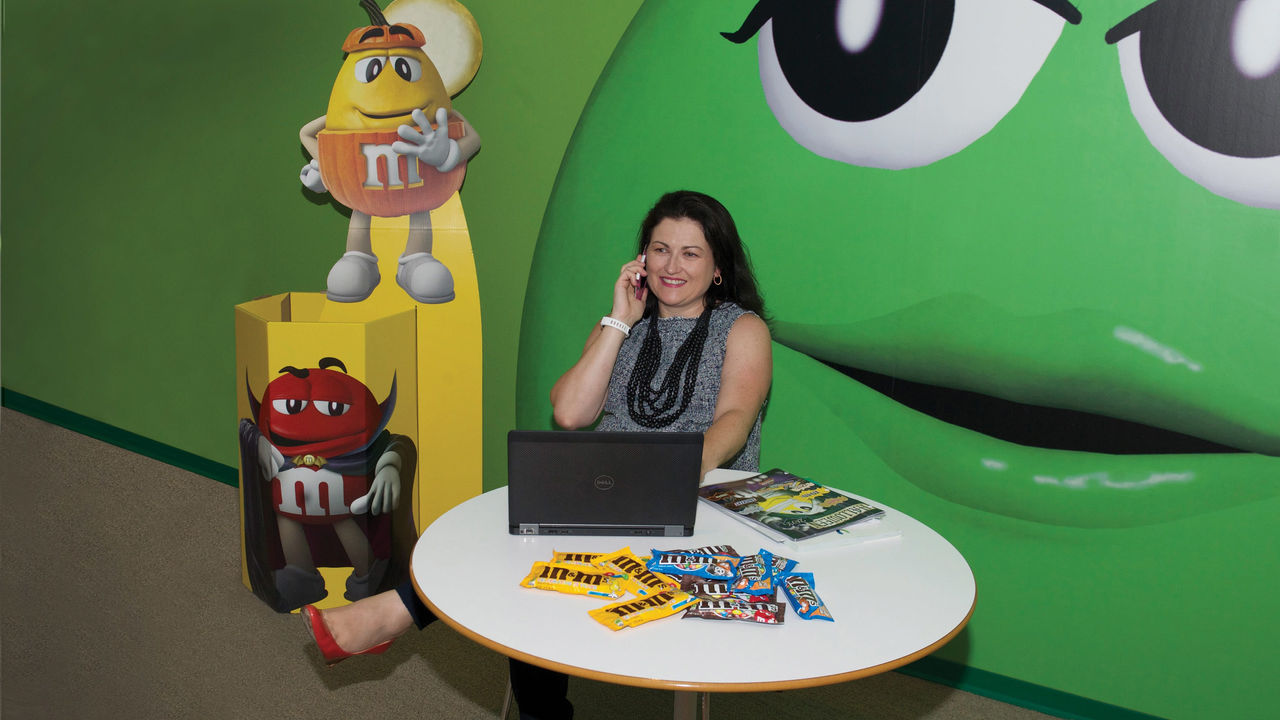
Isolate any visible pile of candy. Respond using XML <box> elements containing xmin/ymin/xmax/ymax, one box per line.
<box><xmin>518</xmin><ymin>544</ymin><xmax>833</xmax><ymax>631</ymax></box>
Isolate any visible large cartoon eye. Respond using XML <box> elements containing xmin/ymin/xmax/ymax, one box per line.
<box><xmin>315</xmin><ymin>401</ymin><xmax>352</xmax><ymax>417</ymax></box>
<box><xmin>272</xmin><ymin>399</ymin><xmax>308</xmax><ymax>415</ymax></box>
<box><xmin>1107</xmin><ymin>0</ymin><xmax>1280</xmax><ymax>209</ymax></box>
<box><xmin>391</xmin><ymin>56</ymin><xmax>422</xmax><ymax>82</ymax></box>
<box><xmin>724</xmin><ymin>0</ymin><xmax>1081</xmax><ymax>169</ymax></box>
<box><xmin>354</xmin><ymin>56</ymin><xmax>385</xmax><ymax>84</ymax></box>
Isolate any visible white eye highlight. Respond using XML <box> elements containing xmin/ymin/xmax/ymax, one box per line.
<box><xmin>756</xmin><ymin>0</ymin><xmax>1072</xmax><ymax>170</ymax></box>
<box><xmin>837</xmin><ymin>0</ymin><xmax>885</xmax><ymax>53</ymax></box>
<box><xmin>1232</xmin><ymin>0</ymin><xmax>1280</xmax><ymax>79</ymax></box>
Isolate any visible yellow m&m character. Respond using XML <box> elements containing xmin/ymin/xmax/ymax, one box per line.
<box><xmin>300</xmin><ymin>0</ymin><xmax>481</xmax><ymax>303</ymax></box>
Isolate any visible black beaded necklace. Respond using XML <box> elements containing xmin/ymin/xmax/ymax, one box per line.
<box><xmin>626</xmin><ymin>304</ymin><xmax>714</xmax><ymax>428</ymax></box>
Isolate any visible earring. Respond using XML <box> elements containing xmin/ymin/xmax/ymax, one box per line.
<box><xmin>713</xmin><ymin>275</ymin><xmax>723</xmax><ymax>286</ymax></box>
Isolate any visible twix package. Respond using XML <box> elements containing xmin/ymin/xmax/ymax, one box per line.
<box><xmin>592</xmin><ymin>547</ymin><xmax>680</xmax><ymax>597</ymax></box>
<box><xmin>588</xmin><ymin>590</ymin><xmax>698</xmax><ymax>631</ymax></box>
<box><xmin>519</xmin><ymin>561</ymin><xmax>627</xmax><ymax>599</ymax></box>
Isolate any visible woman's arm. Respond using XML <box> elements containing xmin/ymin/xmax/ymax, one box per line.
<box><xmin>702</xmin><ymin>313</ymin><xmax>773</xmax><ymax>476</ymax></box>
<box><xmin>550</xmin><ymin>323</ymin><xmax>625</xmax><ymax>429</ymax></box>
<box><xmin>550</xmin><ymin>255</ymin><xmax>649</xmax><ymax>429</ymax></box>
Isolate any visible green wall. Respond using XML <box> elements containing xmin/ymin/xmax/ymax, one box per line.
<box><xmin>8</xmin><ymin>2</ymin><xmax>1276</xmax><ymax>719</ymax></box>
<box><xmin>0</xmin><ymin>0</ymin><xmax>640</xmax><ymax>492</ymax></box>
<box><xmin>516</xmin><ymin>2</ymin><xmax>1280</xmax><ymax>719</ymax></box>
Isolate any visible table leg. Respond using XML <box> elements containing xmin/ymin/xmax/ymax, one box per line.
<box><xmin>673</xmin><ymin>690</ymin><xmax>698</xmax><ymax>720</ymax></box>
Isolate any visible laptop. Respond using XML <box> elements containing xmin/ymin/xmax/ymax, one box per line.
<box><xmin>507</xmin><ymin>430</ymin><xmax>703</xmax><ymax>536</ymax></box>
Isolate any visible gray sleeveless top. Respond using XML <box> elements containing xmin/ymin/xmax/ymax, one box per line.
<box><xmin>596</xmin><ymin>301</ymin><xmax>762</xmax><ymax>472</ymax></box>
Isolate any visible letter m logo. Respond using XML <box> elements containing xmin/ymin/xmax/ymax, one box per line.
<box><xmin>361</xmin><ymin>144</ymin><xmax>423</xmax><ymax>189</ymax></box>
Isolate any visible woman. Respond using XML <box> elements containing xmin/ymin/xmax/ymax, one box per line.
<box><xmin>552</xmin><ymin>190</ymin><xmax>770</xmax><ymax>471</ymax></box>
<box><xmin>303</xmin><ymin>190</ymin><xmax>772</xmax><ymax>719</ymax></box>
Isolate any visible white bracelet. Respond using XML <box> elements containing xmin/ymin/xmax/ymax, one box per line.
<box><xmin>600</xmin><ymin>316</ymin><xmax>631</xmax><ymax>337</ymax></box>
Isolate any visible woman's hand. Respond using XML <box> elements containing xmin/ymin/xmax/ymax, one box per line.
<box><xmin>609</xmin><ymin>254</ymin><xmax>648</xmax><ymax>327</ymax></box>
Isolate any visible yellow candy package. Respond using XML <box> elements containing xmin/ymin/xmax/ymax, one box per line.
<box><xmin>551</xmin><ymin>550</ymin><xmax>603</xmax><ymax>566</ymax></box>
<box><xmin>593</xmin><ymin>547</ymin><xmax>680</xmax><ymax>597</ymax></box>
<box><xmin>520</xmin><ymin>561</ymin><xmax>627</xmax><ymax>599</ymax></box>
<box><xmin>589</xmin><ymin>590</ymin><xmax>698</xmax><ymax>631</ymax></box>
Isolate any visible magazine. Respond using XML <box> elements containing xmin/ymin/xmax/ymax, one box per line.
<box><xmin>698</xmin><ymin>469</ymin><xmax>898</xmax><ymax>548</ymax></box>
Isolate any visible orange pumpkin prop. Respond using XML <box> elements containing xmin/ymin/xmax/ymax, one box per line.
<box><xmin>317</xmin><ymin>119</ymin><xmax>466</xmax><ymax>217</ymax></box>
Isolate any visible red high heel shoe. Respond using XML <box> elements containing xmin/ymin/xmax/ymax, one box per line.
<box><xmin>302</xmin><ymin>604</ymin><xmax>393</xmax><ymax>667</ymax></box>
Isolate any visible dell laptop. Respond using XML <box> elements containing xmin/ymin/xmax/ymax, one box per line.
<box><xmin>507</xmin><ymin>430</ymin><xmax>703</xmax><ymax>536</ymax></box>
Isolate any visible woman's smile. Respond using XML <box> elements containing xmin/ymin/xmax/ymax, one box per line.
<box><xmin>645</xmin><ymin>217</ymin><xmax>718</xmax><ymax>317</ymax></box>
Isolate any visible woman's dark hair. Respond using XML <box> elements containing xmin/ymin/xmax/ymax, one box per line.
<box><xmin>636</xmin><ymin>190</ymin><xmax>768</xmax><ymax>322</ymax></box>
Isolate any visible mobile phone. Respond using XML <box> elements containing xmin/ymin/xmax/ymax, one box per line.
<box><xmin>634</xmin><ymin>254</ymin><xmax>646</xmax><ymax>299</ymax></box>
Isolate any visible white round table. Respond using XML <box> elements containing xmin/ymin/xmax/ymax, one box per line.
<box><xmin>411</xmin><ymin>470</ymin><xmax>974</xmax><ymax>716</ymax></box>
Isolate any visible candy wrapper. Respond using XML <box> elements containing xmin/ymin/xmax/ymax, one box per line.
<box><xmin>667</xmin><ymin>545</ymin><xmax>740</xmax><ymax>557</ymax></box>
<box><xmin>779</xmin><ymin>572</ymin><xmax>834</xmax><ymax>621</ymax></box>
<box><xmin>731</xmin><ymin>554</ymin><xmax>775</xmax><ymax>595</ymax></box>
<box><xmin>593</xmin><ymin>547</ymin><xmax>680</xmax><ymax>597</ymax></box>
<box><xmin>683</xmin><ymin>598</ymin><xmax>786</xmax><ymax>625</ymax></box>
<box><xmin>520</xmin><ymin>561</ymin><xmax>628</xmax><ymax>599</ymax></box>
<box><xmin>589</xmin><ymin>590</ymin><xmax>698</xmax><ymax>631</ymax></box>
<box><xmin>760</xmin><ymin>548</ymin><xmax>797</xmax><ymax>578</ymax></box>
<box><xmin>551</xmin><ymin>550</ymin><xmax>603</xmax><ymax>566</ymax></box>
<box><xmin>679</xmin><ymin>577</ymin><xmax>775</xmax><ymax>603</ymax></box>
<box><xmin>647</xmin><ymin>551</ymin><xmax>740</xmax><ymax>580</ymax></box>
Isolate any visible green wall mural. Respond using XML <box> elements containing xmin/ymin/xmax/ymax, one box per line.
<box><xmin>517</xmin><ymin>2</ymin><xmax>1280</xmax><ymax>718</ymax></box>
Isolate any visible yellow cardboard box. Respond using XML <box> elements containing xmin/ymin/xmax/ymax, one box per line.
<box><xmin>235</xmin><ymin>195</ymin><xmax>483</xmax><ymax>611</ymax></box>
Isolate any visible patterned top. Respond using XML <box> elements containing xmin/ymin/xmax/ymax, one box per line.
<box><xmin>597</xmin><ymin>301</ymin><xmax>762</xmax><ymax>471</ymax></box>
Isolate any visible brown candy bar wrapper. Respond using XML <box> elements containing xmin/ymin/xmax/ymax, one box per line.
<box><xmin>666</xmin><ymin>545</ymin><xmax>740</xmax><ymax>557</ymax></box>
<box><xmin>682</xmin><ymin>598</ymin><xmax>787</xmax><ymax>625</ymax></box>
<box><xmin>679</xmin><ymin>576</ymin><xmax>775</xmax><ymax>603</ymax></box>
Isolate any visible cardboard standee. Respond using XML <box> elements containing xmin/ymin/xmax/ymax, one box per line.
<box><xmin>235</xmin><ymin>195</ymin><xmax>483</xmax><ymax>612</ymax></box>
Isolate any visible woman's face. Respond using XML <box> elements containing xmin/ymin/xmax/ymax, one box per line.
<box><xmin>644</xmin><ymin>217</ymin><xmax>719</xmax><ymax>318</ymax></box>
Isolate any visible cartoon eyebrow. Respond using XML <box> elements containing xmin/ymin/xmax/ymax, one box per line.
<box><xmin>721</xmin><ymin>0</ymin><xmax>1082</xmax><ymax>44</ymax></box>
<box><xmin>318</xmin><ymin>357</ymin><xmax>349</xmax><ymax>373</ymax></box>
<box><xmin>278</xmin><ymin>366</ymin><xmax>310</xmax><ymax>378</ymax></box>
<box><xmin>388</xmin><ymin>25</ymin><xmax>414</xmax><ymax>39</ymax></box>
<box><xmin>1036</xmin><ymin>0</ymin><xmax>1082</xmax><ymax>24</ymax></box>
<box><xmin>1104</xmin><ymin>2</ymin><xmax>1160</xmax><ymax>44</ymax></box>
<box><xmin>359</xmin><ymin>27</ymin><xmax>386</xmax><ymax>43</ymax></box>
<box><xmin>720</xmin><ymin>0</ymin><xmax>776</xmax><ymax>43</ymax></box>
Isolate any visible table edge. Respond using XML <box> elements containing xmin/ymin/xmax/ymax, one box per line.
<box><xmin>412</xmin><ymin>565</ymin><xmax>976</xmax><ymax>693</ymax></box>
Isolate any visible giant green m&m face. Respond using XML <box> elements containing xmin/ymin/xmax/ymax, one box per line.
<box><xmin>518</xmin><ymin>2</ymin><xmax>1280</xmax><ymax>714</ymax></box>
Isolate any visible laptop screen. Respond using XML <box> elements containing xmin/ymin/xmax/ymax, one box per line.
<box><xmin>507</xmin><ymin>430</ymin><xmax>703</xmax><ymax>536</ymax></box>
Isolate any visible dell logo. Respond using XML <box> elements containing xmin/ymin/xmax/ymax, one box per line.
<box><xmin>593</xmin><ymin>475</ymin><xmax>615</xmax><ymax>491</ymax></box>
